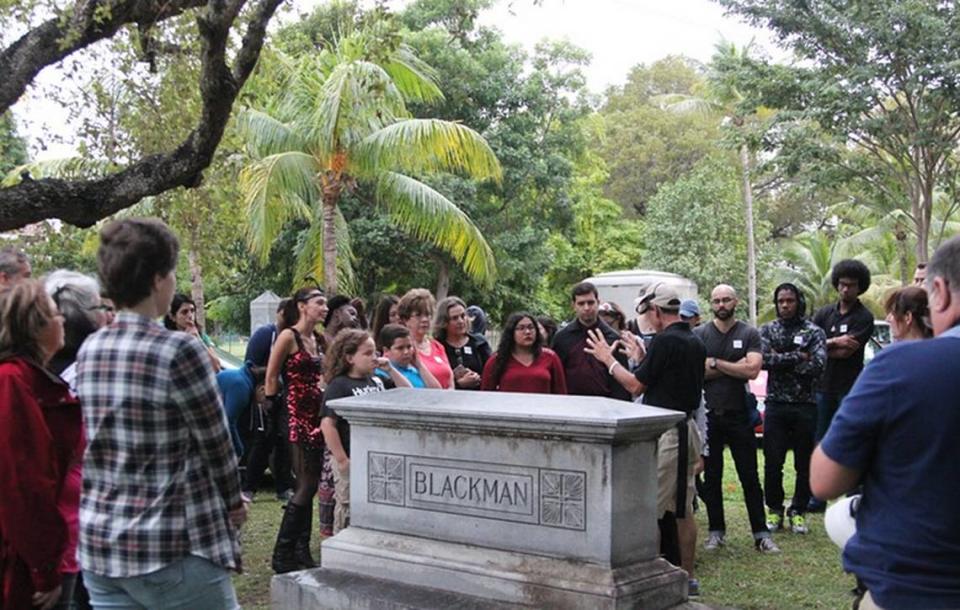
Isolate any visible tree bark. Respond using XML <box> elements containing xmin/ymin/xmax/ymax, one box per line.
<box><xmin>321</xmin><ymin>188</ymin><xmax>339</xmax><ymax>295</ymax></box>
<box><xmin>0</xmin><ymin>0</ymin><xmax>283</xmax><ymax>231</ymax></box>
<box><xmin>739</xmin><ymin>143</ymin><xmax>758</xmax><ymax>327</ymax></box>
<box><xmin>435</xmin><ymin>258</ymin><xmax>450</xmax><ymax>302</ymax></box>
<box><xmin>187</xmin><ymin>237</ymin><xmax>206</xmax><ymax>331</ymax></box>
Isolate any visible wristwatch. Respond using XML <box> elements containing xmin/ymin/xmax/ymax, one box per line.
<box><xmin>710</xmin><ymin>357</ymin><xmax>718</xmax><ymax>369</ymax></box>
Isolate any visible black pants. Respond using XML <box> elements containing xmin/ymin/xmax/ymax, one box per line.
<box><xmin>242</xmin><ymin>403</ymin><xmax>293</xmax><ymax>494</ymax></box>
<box><xmin>763</xmin><ymin>401</ymin><xmax>815</xmax><ymax>513</ymax></box>
<box><xmin>702</xmin><ymin>409</ymin><xmax>768</xmax><ymax>535</ymax></box>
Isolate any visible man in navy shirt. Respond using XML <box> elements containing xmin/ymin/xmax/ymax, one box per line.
<box><xmin>812</xmin><ymin>235</ymin><xmax>960</xmax><ymax>610</ymax></box>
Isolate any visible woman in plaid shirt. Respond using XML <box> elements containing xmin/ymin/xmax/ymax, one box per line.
<box><xmin>75</xmin><ymin>218</ymin><xmax>246</xmax><ymax>610</ymax></box>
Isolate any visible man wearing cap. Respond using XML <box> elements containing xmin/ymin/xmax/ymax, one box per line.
<box><xmin>679</xmin><ymin>299</ymin><xmax>701</xmax><ymax>328</ymax></box>
<box><xmin>323</xmin><ymin>295</ymin><xmax>361</xmax><ymax>344</ymax></box>
<box><xmin>759</xmin><ymin>283</ymin><xmax>826</xmax><ymax>535</ymax></box>
<box><xmin>585</xmin><ymin>282</ymin><xmax>705</xmax><ymax>593</ymax></box>
<box><xmin>551</xmin><ymin>282</ymin><xmax>631</xmax><ymax>401</ymax></box>
<box><xmin>695</xmin><ymin>285</ymin><xmax>779</xmax><ymax>553</ymax></box>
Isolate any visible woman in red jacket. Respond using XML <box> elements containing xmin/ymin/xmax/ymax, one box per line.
<box><xmin>481</xmin><ymin>312</ymin><xmax>567</xmax><ymax>394</ymax></box>
<box><xmin>0</xmin><ymin>279</ymin><xmax>82</xmax><ymax>610</ymax></box>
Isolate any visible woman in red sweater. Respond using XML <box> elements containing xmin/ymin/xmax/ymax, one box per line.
<box><xmin>0</xmin><ymin>280</ymin><xmax>82</xmax><ymax>610</ymax></box>
<box><xmin>481</xmin><ymin>312</ymin><xmax>567</xmax><ymax>394</ymax></box>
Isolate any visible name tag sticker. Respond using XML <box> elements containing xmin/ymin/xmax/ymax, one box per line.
<box><xmin>733</xmin><ymin>340</ymin><xmax>743</xmax><ymax>349</ymax></box>
<box><xmin>840</xmin><ymin>324</ymin><xmax>848</xmax><ymax>333</ymax></box>
<box><xmin>793</xmin><ymin>335</ymin><xmax>804</xmax><ymax>346</ymax></box>
<box><xmin>464</xmin><ymin>346</ymin><xmax>473</xmax><ymax>355</ymax></box>
<box><xmin>435</xmin><ymin>356</ymin><xmax>444</xmax><ymax>364</ymax></box>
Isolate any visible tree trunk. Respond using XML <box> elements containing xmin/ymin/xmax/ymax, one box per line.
<box><xmin>187</xmin><ymin>239</ymin><xmax>206</xmax><ymax>331</ymax></box>
<box><xmin>435</xmin><ymin>258</ymin><xmax>450</xmax><ymax>302</ymax></box>
<box><xmin>916</xmin><ymin>179</ymin><xmax>933</xmax><ymax>263</ymax></box>
<box><xmin>739</xmin><ymin>144</ymin><xmax>758</xmax><ymax>327</ymax></box>
<box><xmin>321</xmin><ymin>193</ymin><xmax>339</xmax><ymax>295</ymax></box>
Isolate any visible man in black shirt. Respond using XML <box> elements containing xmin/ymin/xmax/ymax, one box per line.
<box><xmin>585</xmin><ymin>282</ymin><xmax>705</xmax><ymax>593</ymax></box>
<box><xmin>810</xmin><ymin>260</ymin><xmax>874</xmax><ymax>512</ymax></box>
<box><xmin>551</xmin><ymin>282</ymin><xmax>631</xmax><ymax>401</ymax></box>
<box><xmin>695</xmin><ymin>284</ymin><xmax>779</xmax><ymax>553</ymax></box>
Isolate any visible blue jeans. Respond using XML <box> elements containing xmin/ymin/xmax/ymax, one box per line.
<box><xmin>84</xmin><ymin>555</ymin><xmax>239</xmax><ymax>610</ymax></box>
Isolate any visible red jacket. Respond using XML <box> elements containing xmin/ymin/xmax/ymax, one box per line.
<box><xmin>0</xmin><ymin>357</ymin><xmax>82</xmax><ymax>609</ymax></box>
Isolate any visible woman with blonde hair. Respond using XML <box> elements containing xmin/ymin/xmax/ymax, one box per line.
<box><xmin>0</xmin><ymin>280</ymin><xmax>82</xmax><ymax>610</ymax></box>
<box><xmin>398</xmin><ymin>288</ymin><xmax>454</xmax><ymax>389</ymax></box>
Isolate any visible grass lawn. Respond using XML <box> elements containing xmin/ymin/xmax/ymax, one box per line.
<box><xmin>231</xmin><ymin>448</ymin><xmax>855</xmax><ymax>610</ymax></box>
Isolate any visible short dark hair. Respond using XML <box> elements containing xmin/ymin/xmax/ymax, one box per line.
<box><xmin>927</xmin><ymin>235</ymin><xmax>960</xmax><ymax>293</ymax></box>
<box><xmin>98</xmin><ymin>218</ymin><xmax>179</xmax><ymax>308</ymax></box>
<box><xmin>379</xmin><ymin>323</ymin><xmax>410</xmax><ymax>350</ymax></box>
<box><xmin>831</xmin><ymin>259</ymin><xmax>871</xmax><ymax>294</ymax></box>
<box><xmin>571</xmin><ymin>282</ymin><xmax>598</xmax><ymax>301</ymax></box>
<box><xmin>884</xmin><ymin>286</ymin><xmax>932</xmax><ymax>338</ymax></box>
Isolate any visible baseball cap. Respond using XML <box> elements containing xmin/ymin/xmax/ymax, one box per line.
<box><xmin>635</xmin><ymin>282</ymin><xmax>683</xmax><ymax>314</ymax></box>
<box><xmin>679</xmin><ymin>299</ymin><xmax>701</xmax><ymax>319</ymax></box>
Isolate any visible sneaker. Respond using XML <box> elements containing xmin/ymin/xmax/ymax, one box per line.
<box><xmin>704</xmin><ymin>531</ymin><xmax>725</xmax><ymax>550</ymax></box>
<box><xmin>755</xmin><ymin>536</ymin><xmax>781</xmax><ymax>553</ymax></box>
<box><xmin>240</xmin><ymin>490</ymin><xmax>255</xmax><ymax>504</ymax></box>
<box><xmin>688</xmin><ymin>578</ymin><xmax>700</xmax><ymax>597</ymax></box>
<box><xmin>766</xmin><ymin>510</ymin><xmax>784</xmax><ymax>532</ymax></box>
<box><xmin>789</xmin><ymin>512</ymin><xmax>809</xmax><ymax>534</ymax></box>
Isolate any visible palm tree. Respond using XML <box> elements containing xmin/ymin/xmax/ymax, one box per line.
<box><xmin>237</xmin><ymin>26</ymin><xmax>501</xmax><ymax>294</ymax></box>
<box><xmin>653</xmin><ymin>41</ymin><xmax>769</xmax><ymax>326</ymax></box>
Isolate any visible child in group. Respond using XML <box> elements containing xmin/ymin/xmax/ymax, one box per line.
<box><xmin>320</xmin><ymin>329</ymin><xmax>411</xmax><ymax>534</ymax></box>
<box><xmin>375</xmin><ymin>324</ymin><xmax>442</xmax><ymax>389</ymax></box>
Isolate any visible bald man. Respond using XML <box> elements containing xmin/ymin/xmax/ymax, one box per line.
<box><xmin>694</xmin><ymin>285</ymin><xmax>779</xmax><ymax>553</ymax></box>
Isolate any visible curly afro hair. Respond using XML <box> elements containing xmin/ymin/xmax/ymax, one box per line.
<box><xmin>831</xmin><ymin>259</ymin><xmax>871</xmax><ymax>294</ymax></box>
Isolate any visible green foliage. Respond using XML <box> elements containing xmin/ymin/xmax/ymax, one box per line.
<box><xmin>239</xmin><ymin>11</ymin><xmax>501</xmax><ymax>293</ymax></box>
<box><xmin>0</xmin><ymin>112</ymin><xmax>27</xmax><ymax>176</ymax></box>
<box><xmin>599</xmin><ymin>57</ymin><xmax>721</xmax><ymax>215</ymax></box>
<box><xmin>644</xmin><ymin>155</ymin><xmax>763</xmax><ymax>299</ymax></box>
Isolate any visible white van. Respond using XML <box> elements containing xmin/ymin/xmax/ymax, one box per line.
<box><xmin>582</xmin><ymin>270</ymin><xmax>699</xmax><ymax>320</ymax></box>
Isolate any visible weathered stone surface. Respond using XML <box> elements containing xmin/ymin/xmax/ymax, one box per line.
<box><xmin>275</xmin><ymin>389</ymin><xmax>690</xmax><ymax>609</ymax></box>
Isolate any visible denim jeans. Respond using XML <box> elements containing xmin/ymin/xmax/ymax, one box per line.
<box><xmin>763</xmin><ymin>401</ymin><xmax>816</xmax><ymax>514</ymax></box>
<box><xmin>84</xmin><ymin>555</ymin><xmax>239</xmax><ymax>610</ymax></box>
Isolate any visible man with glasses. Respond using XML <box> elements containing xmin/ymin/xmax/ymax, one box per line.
<box><xmin>810</xmin><ymin>260</ymin><xmax>874</xmax><ymax>512</ymax></box>
<box><xmin>695</xmin><ymin>285</ymin><xmax>779</xmax><ymax>553</ymax></box>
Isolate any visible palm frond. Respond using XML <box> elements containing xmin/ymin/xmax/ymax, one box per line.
<box><xmin>308</xmin><ymin>60</ymin><xmax>409</xmax><ymax>160</ymax></box>
<box><xmin>2</xmin><ymin>156</ymin><xmax>110</xmax><ymax>186</ymax></box>
<box><xmin>376</xmin><ymin>172</ymin><xmax>496</xmax><ymax>287</ymax></box>
<box><xmin>240</xmin><ymin>151</ymin><xmax>319</xmax><ymax>262</ymax></box>
<box><xmin>236</xmin><ymin>108</ymin><xmax>308</xmax><ymax>159</ymax></box>
<box><xmin>355</xmin><ymin>119</ymin><xmax>501</xmax><ymax>182</ymax></box>
<box><xmin>383</xmin><ymin>45</ymin><xmax>444</xmax><ymax>103</ymax></box>
<box><xmin>651</xmin><ymin>93</ymin><xmax>719</xmax><ymax>115</ymax></box>
<box><xmin>293</xmin><ymin>208</ymin><xmax>357</xmax><ymax>294</ymax></box>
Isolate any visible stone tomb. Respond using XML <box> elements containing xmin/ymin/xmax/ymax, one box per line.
<box><xmin>273</xmin><ymin>389</ymin><xmax>691</xmax><ymax>609</ymax></box>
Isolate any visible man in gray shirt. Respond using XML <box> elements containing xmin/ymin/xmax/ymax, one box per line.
<box><xmin>695</xmin><ymin>285</ymin><xmax>779</xmax><ymax>553</ymax></box>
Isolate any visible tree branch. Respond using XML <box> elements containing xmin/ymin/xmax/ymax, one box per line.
<box><xmin>0</xmin><ymin>0</ymin><xmax>284</xmax><ymax>231</ymax></box>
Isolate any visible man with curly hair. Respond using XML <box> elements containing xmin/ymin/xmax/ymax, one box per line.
<box><xmin>809</xmin><ymin>259</ymin><xmax>874</xmax><ymax>512</ymax></box>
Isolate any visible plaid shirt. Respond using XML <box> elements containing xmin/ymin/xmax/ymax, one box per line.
<box><xmin>75</xmin><ymin>312</ymin><xmax>242</xmax><ymax>577</ymax></box>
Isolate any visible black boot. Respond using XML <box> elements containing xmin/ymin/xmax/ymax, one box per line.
<box><xmin>295</xmin><ymin>503</ymin><xmax>317</xmax><ymax>568</ymax></box>
<box><xmin>271</xmin><ymin>502</ymin><xmax>303</xmax><ymax>574</ymax></box>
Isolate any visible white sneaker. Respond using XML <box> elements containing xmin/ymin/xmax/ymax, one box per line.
<box><xmin>704</xmin><ymin>531</ymin><xmax>725</xmax><ymax>550</ymax></box>
<box><xmin>755</xmin><ymin>536</ymin><xmax>781</xmax><ymax>553</ymax></box>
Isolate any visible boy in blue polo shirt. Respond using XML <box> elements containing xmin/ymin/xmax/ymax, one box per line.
<box><xmin>375</xmin><ymin>324</ymin><xmax>441</xmax><ymax>389</ymax></box>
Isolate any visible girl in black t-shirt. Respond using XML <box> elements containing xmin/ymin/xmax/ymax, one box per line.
<box><xmin>320</xmin><ymin>330</ymin><xmax>410</xmax><ymax>533</ymax></box>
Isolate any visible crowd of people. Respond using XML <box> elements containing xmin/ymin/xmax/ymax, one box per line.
<box><xmin>1</xmin><ymin>218</ymin><xmax>958</xmax><ymax>609</ymax></box>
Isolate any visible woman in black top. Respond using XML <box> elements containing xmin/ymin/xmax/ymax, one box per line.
<box><xmin>434</xmin><ymin>296</ymin><xmax>492</xmax><ymax>390</ymax></box>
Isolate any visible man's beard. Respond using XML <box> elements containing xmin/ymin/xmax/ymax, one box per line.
<box><xmin>714</xmin><ymin>308</ymin><xmax>733</xmax><ymax>321</ymax></box>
